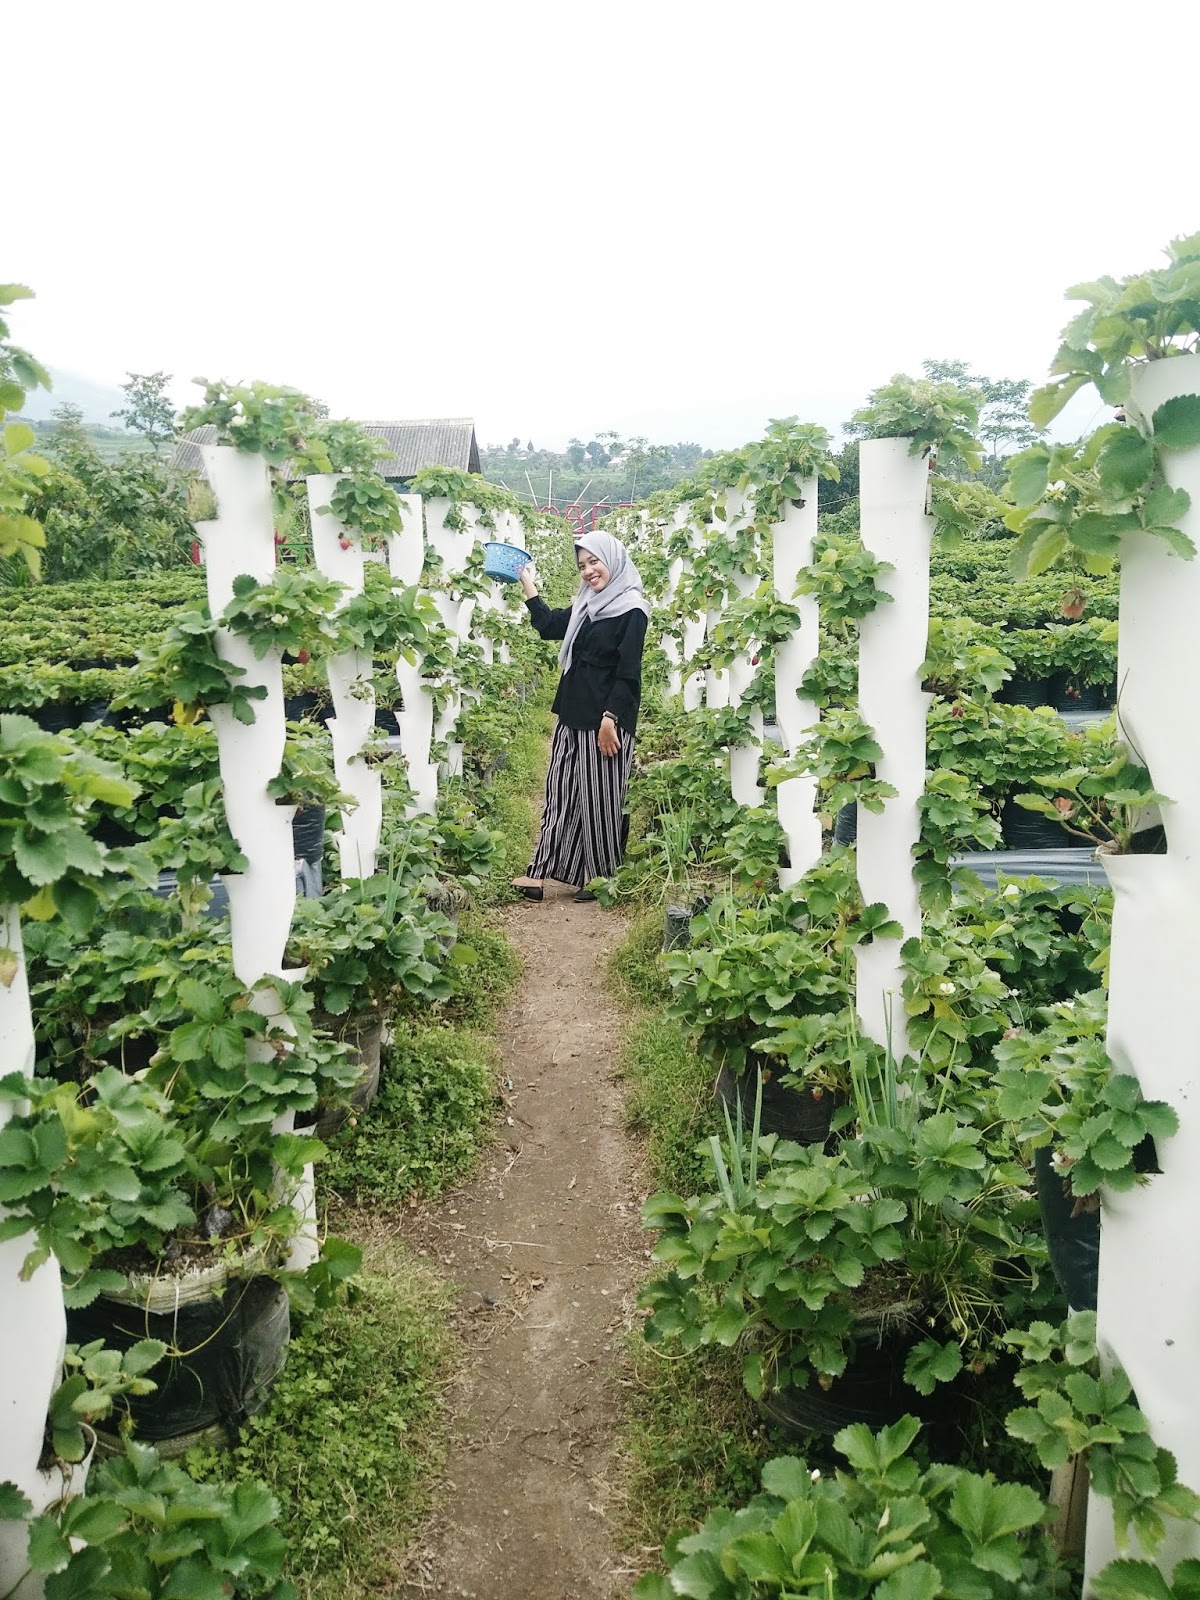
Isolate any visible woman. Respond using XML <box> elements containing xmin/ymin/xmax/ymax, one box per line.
<box><xmin>512</xmin><ymin>531</ymin><xmax>650</xmax><ymax>902</ymax></box>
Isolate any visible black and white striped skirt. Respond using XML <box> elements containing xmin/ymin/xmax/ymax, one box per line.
<box><xmin>528</xmin><ymin>720</ymin><xmax>635</xmax><ymax>887</ymax></box>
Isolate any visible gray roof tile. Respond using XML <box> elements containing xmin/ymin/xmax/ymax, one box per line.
<box><xmin>171</xmin><ymin>418</ymin><xmax>479</xmax><ymax>480</ymax></box>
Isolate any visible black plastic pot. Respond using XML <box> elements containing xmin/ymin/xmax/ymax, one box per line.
<box><xmin>999</xmin><ymin>799</ymin><xmax>1075</xmax><ymax>850</ymax></box>
<box><xmin>1050</xmin><ymin>676</ymin><xmax>1116</xmax><ymax>713</ymax></box>
<box><xmin>716</xmin><ymin>1062</ymin><xmax>840</xmax><ymax>1146</ymax></box>
<box><xmin>305</xmin><ymin>1014</ymin><xmax>384</xmax><ymax>1139</ymax></box>
<box><xmin>291</xmin><ymin>805</ymin><xmax>326</xmax><ymax>866</ymax></box>
<box><xmin>663</xmin><ymin>905</ymin><xmax>691</xmax><ymax>952</ymax></box>
<box><xmin>834</xmin><ymin>804</ymin><xmax>858</xmax><ymax>846</ymax></box>
<box><xmin>32</xmin><ymin>702</ymin><xmax>84</xmax><ymax>732</ymax></box>
<box><xmin>283</xmin><ymin>692</ymin><xmax>320</xmax><ymax>722</ymax></box>
<box><xmin>758</xmin><ymin>1325</ymin><xmax>923</xmax><ymax>1438</ymax></box>
<box><xmin>996</xmin><ymin>673</ymin><xmax>1053</xmax><ymax>708</ymax></box>
<box><xmin>375</xmin><ymin>707</ymin><xmax>399</xmax><ymax>733</ymax></box>
<box><xmin>68</xmin><ymin>1267</ymin><xmax>289</xmax><ymax>1441</ymax></box>
<box><xmin>92</xmin><ymin>815</ymin><xmax>141</xmax><ymax>850</ymax></box>
<box><xmin>1033</xmin><ymin>1147</ymin><xmax>1099</xmax><ymax>1312</ymax></box>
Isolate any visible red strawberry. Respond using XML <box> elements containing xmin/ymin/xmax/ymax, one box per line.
<box><xmin>297</xmin><ymin>649</ymin><xmax>311</xmax><ymax>665</ymax></box>
<box><xmin>338</xmin><ymin>536</ymin><xmax>352</xmax><ymax>550</ymax></box>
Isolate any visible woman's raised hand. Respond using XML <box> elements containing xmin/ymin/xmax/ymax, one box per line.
<box><xmin>518</xmin><ymin>565</ymin><xmax>538</xmax><ymax>599</ymax></box>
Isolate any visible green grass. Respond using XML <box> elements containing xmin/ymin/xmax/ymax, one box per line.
<box><xmin>186</xmin><ymin>1245</ymin><xmax>453</xmax><ymax>1599</ymax></box>
<box><xmin>442</xmin><ymin>908</ymin><xmax>522</xmax><ymax>1028</ymax></box>
<box><xmin>618</xmin><ymin>1340</ymin><xmax>796</xmax><ymax>1560</ymax></box>
<box><xmin>475</xmin><ymin>700</ymin><xmax>552</xmax><ymax>901</ymax></box>
<box><xmin>611</xmin><ymin>908</ymin><xmax>718</xmax><ymax>1198</ymax></box>
<box><xmin>321</xmin><ymin>1023</ymin><xmax>501</xmax><ymax>1208</ymax></box>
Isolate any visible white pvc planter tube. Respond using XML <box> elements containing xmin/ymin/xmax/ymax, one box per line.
<box><xmin>662</xmin><ymin>505</ymin><xmax>690</xmax><ymax>699</ymax></box>
<box><xmin>854</xmin><ymin>437</ymin><xmax>933</xmax><ymax>1056</ymax></box>
<box><xmin>197</xmin><ymin>445</ymin><xmax>315</xmax><ymax>1269</ymax></box>
<box><xmin>681</xmin><ymin>517</ymin><xmax>708</xmax><ymax>713</ymax></box>
<box><xmin>771</xmin><ymin>483</ymin><xmax>823</xmax><ymax>887</ymax></box>
<box><xmin>0</xmin><ymin>905</ymin><xmax>77</xmax><ymax>1600</ymax></box>
<box><xmin>1083</xmin><ymin>353</ymin><xmax>1200</xmax><ymax>1583</ymax></box>
<box><xmin>722</xmin><ymin>489</ymin><xmax>765</xmax><ymax>809</ymax></box>
<box><xmin>388</xmin><ymin>495</ymin><xmax>439</xmax><ymax>815</ymax></box>
<box><xmin>197</xmin><ymin>446</ymin><xmax>296</xmax><ymax>986</ymax></box>
<box><xmin>424</xmin><ymin>497</ymin><xmax>476</xmax><ymax>780</ymax></box>
<box><xmin>307</xmin><ymin>474</ymin><xmax>383</xmax><ymax>881</ymax></box>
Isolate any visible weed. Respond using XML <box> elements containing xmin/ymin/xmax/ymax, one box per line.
<box><xmin>616</xmin><ymin>1339</ymin><xmax>793</xmax><ymax>1561</ymax></box>
<box><xmin>321</xmin><ymin>1024</ymin><xmax>500</xmax><ymax>1207</ymax></box>
<box><xmin>186</xmin><ymin>1248</ymin><xmax>453</xmax><ymax>1598</ymax></box>
<box><xmin>443</xmin><ymin>910</ymin><xmax>522</xmax><ymax>1028</ymax></box>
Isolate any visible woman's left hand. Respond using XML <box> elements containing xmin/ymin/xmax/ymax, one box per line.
<box><xmin>597</xmin><ymin>718</ymin><xmax>620</xmax><ymax>758</ymax></box>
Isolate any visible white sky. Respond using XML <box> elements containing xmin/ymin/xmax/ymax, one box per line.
<box><xmin>7</xmin><ymin>0</ymin><xmax>1198</xmax><ymax>450</ymax></box>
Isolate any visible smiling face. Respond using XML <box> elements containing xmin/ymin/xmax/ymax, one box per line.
<box><xmin>577</xmin><ymin>547</ymin><xmax>610</xmax><ymax>592</ymax></box>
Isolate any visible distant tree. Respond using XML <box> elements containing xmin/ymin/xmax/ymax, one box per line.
<box><xmin>112</xmin><ymin>370</ymin><xmax>175</xmax><ymax>449</ymax></box>
<box><xmin>921</xmin><ymin>359</ymin><xmax>1040</xmax><ymax>479</ymax></box>
<box><xmin>47</xmin><ymin>402</ymin><xmax>90</xmax><ymax>460</ymax></box>
<box><xmin>506</xmin><ymin>436</ymin><xmax>521</xmax><ymax>456</ymax></box>
<box><xmin>526</xmin><ymin>439</ymin><xmax>534</xmax><ymax>453</ymax></box>
<box><xmin>567</xmin><ymin>437</ymin><xmax>586</xmax><ymax>468</ymax></box>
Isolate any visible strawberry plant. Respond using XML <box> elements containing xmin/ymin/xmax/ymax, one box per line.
<box><xmin>219</xmin><ymin>568</ymin><xmax>346</xmax><ymax>662</ymax></box>
<box><xmin>114</xmin><ymin>608</ymin><xmax>267</xmax><ymax>724</ymax></box>
<box><xmin>994</xmin><ymin>990</ymin><xmax>1177</xmax><ymax>1200</ymax></box>
<box><xmin>849</xmin><ymin>374</ymin><xmax>983</xmax><ymax>472</ymax></box>
<box><xmin>1029</xmin><ymin>231</ymin><xmax>1200</xmax><ymax>422</ymax></box>
<box><xmin>1005</xmin><ymin>1312</ymin><xmax>1200</xmax><ymax>1558</ymax></box>
<box><xmin>0</xmin><ymin>715</ymin><xmax>155</xmax><ymax>929</ymax></box>
<box><xmin>633</xmin><ymin>1414</ymin><xmax>1066</xmax><ymax>1600</ymax></box>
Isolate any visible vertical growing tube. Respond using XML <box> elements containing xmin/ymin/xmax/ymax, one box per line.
<box><xmin>389</xmin><ymin>494</ymin><xmax>439</xmax><ymax>815</ymax></box>
<box><xmin>771</xmin><ymin>482</ymin><xmax>823</xmax><ymax>887</ymax></box>
<box><xmin>197</xmin><ymin>445</ymin><xmax>314</xmax><ymax>1267</ymax></box>
<box><xmin>681</xmin><ymin>516</ymin><xmax>707</xmax><ymax>713</ymax></box>
<box><xmin>307</xmin><ymin>474</ymin><xmax>383</xmax><ymax>881</ymax></box>
<box><xmin>1083</xmin><ymin>352</ymin><xmax>1200</xmax><ymax>1583</ymax></box>
<box><xmin>423</xmin><ymin>496</ymin><xmax>476</xmax><ymax>780</ymax></box>
<box><xmin>0</xmin><ymin>905</ymin><xmax>76</xmax><ymax>1597</ymax></box>
<box><xmin>854</xmin><ymin>437</ymin><xmax>932</xmax><ymax>1055</ymax></box>
<box><xmin>723</xmin><ymin>488</ymin><xmax>765</xmax><ymax>809</ymax></box>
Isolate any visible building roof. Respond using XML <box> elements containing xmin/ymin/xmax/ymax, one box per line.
<box><xmin>170</xmin><ymin>418</ymin><xmax>480</xmax><ymax>480</ymax></box>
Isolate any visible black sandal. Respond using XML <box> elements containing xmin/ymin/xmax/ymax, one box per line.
<box><xmin>573</xmin><ymin>888</ymin><xmax>597</xmax><ymax>903</ymax></box>
<box><xmin>513</xmin><ymin>879</ymin><xmax>544</xmax><ymax>901</ymax></box>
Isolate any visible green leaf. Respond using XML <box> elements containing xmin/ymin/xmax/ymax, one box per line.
<box><xmin>1152</xmin><ymin>394</ymin><xmax>1200</xmax><ymax>451</ymax></box>
<box><xmin>1026</xmin><ymin>527</ymin><xmax>1069</xmax><ymax>576</ymax></box>
<box><xmin>0</xmin><ymin>1482</ymin><xmax>33</xmax><ymax>1519</ymax></box>
<box><xmin>1030</xmin><ymin>373</ymin><xmax>1089</xmax><ymax>428</ymax></box>
<box><xmin>27</xmin><ymin>1513</ymin><xmax>73</xmax><ymax>1574</ymax></box>
<box><xmin>3</xmin><ymin>421</ymin><xmax>36</xmax><ymax>455</ymax></box>
<box><xmin>874</xmin><ymin>1562</ymin><xmax>942</xmax><ymax>1600</ymax></box>
<box><xmin>727</xmin><ymin>1531</ymin><xmax>791</xmax><ymax>1582</ymax></box>
<box><xmin>1007</xmin><ymin>450</ymin><xmax>1051</xmax><ymax>508</ymax></box>
<box><xmin>1097</xmin><ymin>428</ymin><xmax>1156</xmax><ymax>494</ymax></box>
<box><xmin>904</xmin><ymin>1338</ymin><xmax>963</xmax><ymax>1395</ymax></box>
<box><xmin>1089</xmin><ymin>1559</ymin><xmax>1175</xmax><ymax>1600</ymax></box>
<box><xmin>13</xmin><ymin>827</ymin><xmax>70</xmax><ymax>887</ymax></box>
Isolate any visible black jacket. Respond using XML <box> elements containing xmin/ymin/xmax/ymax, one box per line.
<box><xmin>526</xmin><ymin>595</ymin><xmax>648</xmax><ymax>734</ymax></box>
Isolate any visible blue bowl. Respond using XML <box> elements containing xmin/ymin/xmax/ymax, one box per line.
<box><xmin>483</xmin><ymin>540</ymin><xmax>532</xmax><ymax>583</ymax></box>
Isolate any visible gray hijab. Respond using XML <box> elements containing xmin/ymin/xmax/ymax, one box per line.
<box><xmin>560</xmin><ymin>531</ymin><xmax>651</xmax><ymax>674</ymax></box>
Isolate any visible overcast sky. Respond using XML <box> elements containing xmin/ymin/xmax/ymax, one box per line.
<box><xmin>7</xmin><ymin>0</ymin><xmax>1197</xmax><ymax>451</ymax></box>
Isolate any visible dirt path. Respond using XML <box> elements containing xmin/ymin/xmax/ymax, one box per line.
<box><xmin>398</xmin><ymin>888</ymin><xmax>647</xmax><ymax>1600</ymax></box>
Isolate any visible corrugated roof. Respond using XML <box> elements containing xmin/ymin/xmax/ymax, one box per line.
<box><xmin>170</xmin><ymin>418</ymin><xmax>480</xmax><ymax>480</ymax></box>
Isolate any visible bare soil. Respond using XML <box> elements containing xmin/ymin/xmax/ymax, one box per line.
<box><xmin>397</xmin><ymin>887</ymin><xmax>648</xmax><ymax>1600</ymax></box>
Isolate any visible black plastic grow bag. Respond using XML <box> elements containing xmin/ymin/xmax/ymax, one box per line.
<box><xmin>67</xmin><ymin>1273</ymin><xmax>289</xmax><ymax>1441</ymax></box>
